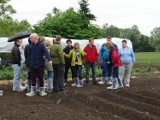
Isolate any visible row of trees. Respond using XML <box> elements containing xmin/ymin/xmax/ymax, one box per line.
<box><xmin>0</xmin><ymin>0</ymin><xmax>160</xmax><ymax>52</ymax></box>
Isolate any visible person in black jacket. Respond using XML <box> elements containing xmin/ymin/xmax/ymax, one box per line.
<box><xmin>63</xmin><ymin>39</ymin><xmax>73</xmax><ymax>84</ymax></box>
<box><xmin>11</xmin><ymin>39</ymin><xmax>24</xmax><ymax>91</ymax></box>
<box><xmin>24</xmin><ymin>38</ymin><xmax>32</xmax><ymax>91</ymax></box>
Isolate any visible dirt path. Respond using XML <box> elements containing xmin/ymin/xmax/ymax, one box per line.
<box><xmin>0</xmin><ymin>73</ymin><xmax>160</xmax><ymax>120</ymax></box>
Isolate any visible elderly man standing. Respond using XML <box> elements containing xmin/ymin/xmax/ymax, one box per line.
<box><xmin>83</xmin><ymin>38</ymin><xmax>98</xmax><ymax>85</ymax></box>
<box><xmin>50</xmin><ymin>35</ymin><xmax>65</xmax><ymax>93</ymax></box>
<box><xmin>26</xmin><ymin>33</ymin><xmax>52</xmax><ymax>97</ymax></box>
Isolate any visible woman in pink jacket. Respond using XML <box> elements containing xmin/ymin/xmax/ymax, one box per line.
<box><xmin>106</xmin><ymin>42</ymin><xmax>124</xmax><ymax>89</ymax></box>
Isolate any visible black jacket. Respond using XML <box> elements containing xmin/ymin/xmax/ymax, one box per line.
<box><xmin>63</xmin><ymin>45</ymin><xmax>73</xmax><ymax>63</ymax></box>
<box><xmin>24</xmin><ymin>44</ymin><xmax>30</xmax><ymax>67</ymax></box>
<box><xmin>11</xmin><ymin>44</ymin><xmax>21</xmax><ymax>66</ymax></box>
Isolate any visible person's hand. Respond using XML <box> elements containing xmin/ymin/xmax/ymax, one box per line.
<box><xmin>49</xmin><ymin>61</ymin><xmax>52</xmax><ymax>65</ymax></box>
<box><xmin>98</xmin><ymin>61</ymin><xmax>102</xmax><ymax>69</ymax></box>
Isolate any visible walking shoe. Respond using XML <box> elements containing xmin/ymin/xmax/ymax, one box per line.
<box><xmin>107</xmin><ymin>81</ymin><xmax>112</xmax><ymax>85</ymax></box>
<box><xmin>71</xmin><ymin>83</ymin><xmax>77</xmax><ymax>87</ymax></box>
<box><xmin>98</xmin><ymin>77</ymin><xmax>106</xmax><ymax>85</ymax></box>
<box><xmin>125</xmin><ymin>84</ymin><xmax>130</xmax><ymax>87</ymax></box>
<box><xmin>20</xmin><ymin>86</ymin><xmax>26</xmax><ymax>91</ymax></box>
<box><xmin>107</xmin><ymin>86</ymin><xmax>118</xmax><ymax>90</ymax></box>
<box><xmin>107</xmin><ymin>77</ymin><xmax>112</xmax><ymax>85</ymax></box>
<box><xmin>26</xmin><ymin>86</ymin><xmax>36</xmax><ymax>97</ymax></box>
<box><xmin>98</xmin><ymin>81</ymin><xmax>105</xmax><ymax>85</ymax></box>
<box><xmin>76</xmin><ymin>84</ymin><xmax>83</xmax><ymax>87</ymax></box>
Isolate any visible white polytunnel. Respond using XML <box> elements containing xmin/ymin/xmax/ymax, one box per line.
<box><xmin>0</xmin><ymin>37</ymin><xmax>132</xmax><ymax>53</ymax></box>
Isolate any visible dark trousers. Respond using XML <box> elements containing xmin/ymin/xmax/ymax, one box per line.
<box><xmin>108</xmin><ymin>63</ymin><xmax>113</xmax><ymax>78</ymax></box>
<box><xmin>72</xmin><ymin>65</ymin><xmax>82</xmax><ymax>80</ymax></box>
<box><xmin>30</xmin><ymin>66</ymin><xmax>44</xmax><ymax>87</ymax></box>
<box><xmin>113</xmin><ymin>67</ymin><xmax>119</xmax><ymax>78</ymax></box>
<box><xmin>64</xmin><ymin>62</ymin><xmax>73</xmax><ymax>82</ymax></box>
<box><xmin>85</xmin><ymin>62</ymin><xmax>96</xmax><ymax>83</ymax></box>
<box><xmin>52</xmin><ymin>64</ymin><xmax>65</xmax><ymax>91</ymax></box>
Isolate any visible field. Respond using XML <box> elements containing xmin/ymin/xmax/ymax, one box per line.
<box><xmin>0</xmin><ymin>52</ymin><xmax>160</xmax><ymax>120</ymax></box>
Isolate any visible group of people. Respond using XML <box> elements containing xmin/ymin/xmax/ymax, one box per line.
<box><xmin>9</xmin><ymin>33</ymin><xmax>135</xmax><ymax>97</ymax></box>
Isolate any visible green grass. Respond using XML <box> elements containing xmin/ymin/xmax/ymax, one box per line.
<box><xmin>133</xmin><ymin>52</ymin><xmax>160</xmax><ymax>72</ymax></box>
<box><xmin>135</xmin><ymin>52</ymin><xmax>160</xmax><ymax>65</ymax></box>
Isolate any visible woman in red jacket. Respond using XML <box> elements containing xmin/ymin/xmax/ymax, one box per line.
<box><xmin>106</xmin><ymin>43</ymin><xmax>124</xmax><ymax>89</ymax></box>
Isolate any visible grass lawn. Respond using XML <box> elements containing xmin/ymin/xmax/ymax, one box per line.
<box><xmin>133</xmin><ymin>52</ymin><xmax>160</xmax><ymax>72</ymax></box>
<box><xmin>135</xmin><ymin>52</ymin><xmax>160</xmax><ymax>65</ymax></box>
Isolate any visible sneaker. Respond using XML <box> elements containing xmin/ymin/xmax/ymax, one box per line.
<box><xmin>26</xmin><ymin>91</ymin><xmax>36</xmax><ymax>96</ymax></box>
<box><xmin>20</xmin><ymin>86</ymin><xmax>26</xmax><ymax>91</ymax></box>
<box><xmin>39</xmin><ymin>87</ymin><xmax>47</xmax><ymax>96</ymax></box>
<box><xmin>39</xmin><ymin>91</ymin><xmax>47</xmax><ymax>96</ymax></box>
<box><xmin>107</xmin><ymin>81</ymin><xmax>112</xmax><ymax>85</ymax></box>
<box><xmin>107</xmin><ymin>86</ymin><xmax>118</xmax><ymax>90</ymax></box>
<box><xmin>64</xmin><ymin>82</ymin><xmax>67</xmax><ymax>86</ymax></box>
<box><xmin>76</xmin><ymin>84</ymin><xmax>83</xmax><ymax>87</ymax></box>
<box><xmin>99</xmin><ymin>81</ymin><xmax>105</xmax><ymax>85</ymax></box>
<box><xmin>71</xmin><ymin>83</ymin><xmax>76</xmax><ymax>87</ymax></box>
<box><xmin>26</xmin><ymin>86</ymin><xmax>36</xmax><ymax>97</ymax></box>
<box><xmin>125</xmin><ymin>84</ymin><xmax>130</xmax><ymax>87</ymax></box>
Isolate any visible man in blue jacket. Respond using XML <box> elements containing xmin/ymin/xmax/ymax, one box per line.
<box><xmin>26</xmin><ymin>33</ymin><xmax>52</xmax><ymax>97</ymax></box>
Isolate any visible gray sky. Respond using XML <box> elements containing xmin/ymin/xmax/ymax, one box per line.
<box><xmin>10</xmin><ymin>0</ymin><xmax>160</xmax><ymax>36</ymax></box>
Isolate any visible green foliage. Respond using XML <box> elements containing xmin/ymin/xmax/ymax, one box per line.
<box><xmin>102</xmin><ymin>24</ymin><xmax>120</xmax><ymax>38</ymax></box>
<box><xmin>0</xmin><ymin>65</ymin><xmax>13</xmax><ymax>80</ymax></box>
<box><xmin>0</xmin><ymin>18</ymin><xmax>31</xmax><ymax>37</ymax></box>
<box><xmin>33</xmin><ymin>7</ymin><xmax>101</xmax><ymax>39</ymax></box>
<box><xmin>0</xmin><ymin>0</ymin><xmax>16</xmax><ymax>19</ymax></box>
<box><xmin>0</xmin><ymin>52</ymin><xmax>11</xmax><ymax>60</ymax></box>
<box><xmin>151</xmin><ymin>27</ymin><xmax>160</xmax><ymax>51</ymax></box>
<box><xmin>0</xmin><ymin>64</ymin><xmax>27</xmax><ymax>80</ymax></box>
<box><xmin>78</xmin><ymin>0</ymin><xmax>96</xmax><ymax>29</ymax></box>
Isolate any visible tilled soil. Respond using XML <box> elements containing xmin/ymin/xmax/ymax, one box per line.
<box><xmin>0</xmin><ymin>73</ymin><xmax>160</xmax><ymax>120</ymax></box>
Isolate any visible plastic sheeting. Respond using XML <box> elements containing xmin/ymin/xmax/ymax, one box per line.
<box><xmin>0</xmin><ymin>37</ymin><xmax>132</xmax><ymax>53</ymax></box>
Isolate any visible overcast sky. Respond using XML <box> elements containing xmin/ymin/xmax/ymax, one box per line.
<box><xmin>9</xmin><ymin>0</ymin><xmax>160</xmax><ymax>36</ymax></box>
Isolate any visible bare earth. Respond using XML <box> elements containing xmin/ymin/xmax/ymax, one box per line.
<box><xmin>0</xmin><ymin>72</ymin><xmax>160</xmax><ymax>120</ymax></box>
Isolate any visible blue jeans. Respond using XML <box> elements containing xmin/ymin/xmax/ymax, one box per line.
<box><xmin>72</xmin><ymin>65</ymin><xmax>82</xmax><ymax>80</ymax></box>
<box><xmin>47</xmin><ymin>71</ymin><xmax>54</xmax><ymax>90</ymax></box>
<box><xmin>108</xmin><ymin>63</ymin><xmax>113</xmax><ymax>78</ymax></box>
<box><xmin>113</xmin><ymin>67</ymin><xmax>119</xmax><ymax>78</ymax></box>
<box><xmin>102</xmin><ymin>60</ymin><xmax>108</xmax><ymax>78</ymax></box>
<box><xmin>85</xmin><ymin>62</ymin><xmax>96</xmax><ymax>83</ymax></box>
<box><xmin>12</xmin><ymin>64</ymin><xmax>21</xmax><ymax>91</ymax></box>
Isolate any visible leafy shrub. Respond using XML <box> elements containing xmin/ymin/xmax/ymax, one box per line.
<box><xmin>0</xmin><ymin>52</ymin><xmax>11</xmax><ymax>61</ymax></box>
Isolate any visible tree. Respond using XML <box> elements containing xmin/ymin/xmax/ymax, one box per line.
<box><xmin>120</xmin><ymin>25</ymin><xmax>141</xmax><ymax>51</ymax></box>
<box><xmin>102</xmin><ymin>24</ymin><xmax>120</xmax><ymax>38</ymax></box>
<box><xmin>0</xmin><ymin>0</ymin><xmax>16</xmax><ymax>19</ymax></box>
<box><xmin>78</xmin><ymin>0</ymin><xmax>96</xmax><ymax>29</ymax></box>
<box><xmin>0</xmin><ymin>18</ymin><xmax>31</xmax><ymax>37</ymax></box>
<box><xmin>151</xmin><ymin>27</ymin><xmax>160</xmax><ymax>51</ymax></box>
<box><xmin>33</xmin><ymin>7</ymin><xmax>102</xmax><ymax>39</ymax></box>
<box><xmin>137</xmin><ymin>35</ymin><xmax>155</xmax><ymax>52</ymax></box>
